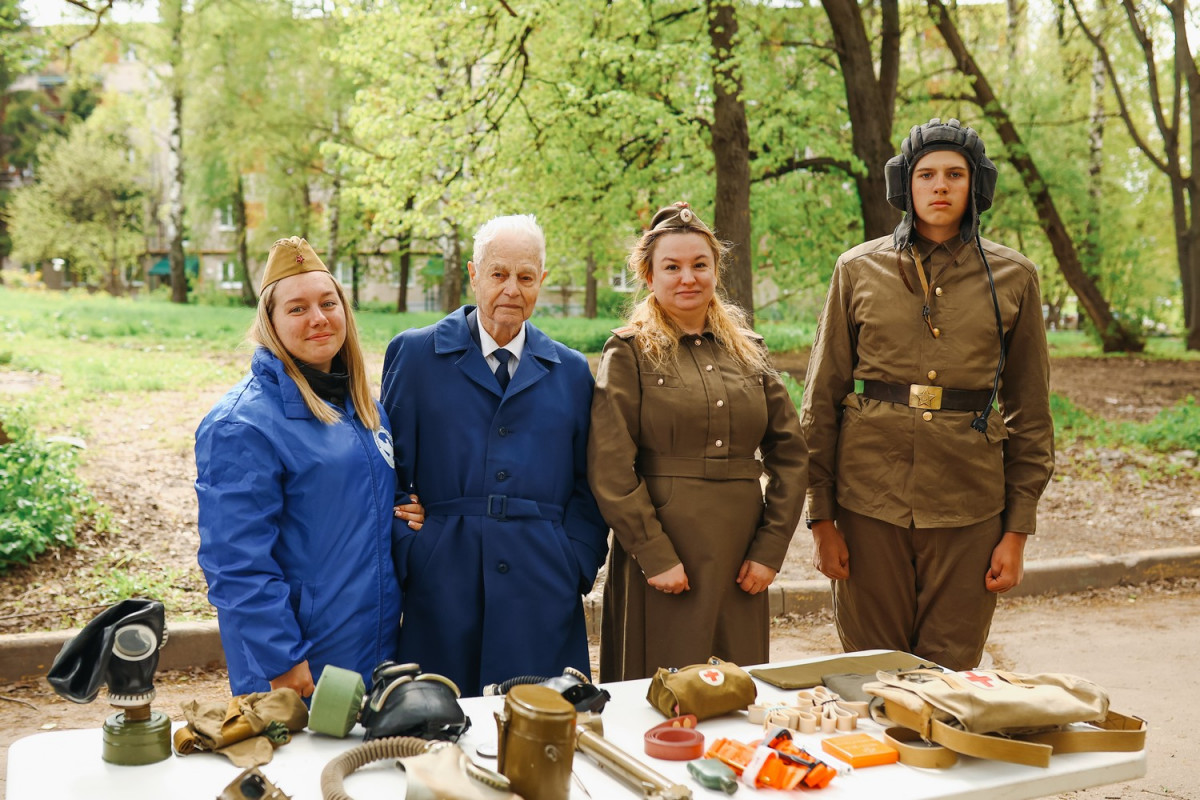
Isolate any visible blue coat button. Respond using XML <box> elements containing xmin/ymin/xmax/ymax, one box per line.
<box><xmin>497</xmin><ymin>562</ymin><xmax>509</xmax><ymax>573</ymax></box>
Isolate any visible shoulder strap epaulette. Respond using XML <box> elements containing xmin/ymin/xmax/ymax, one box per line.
<box><xmin>741</xmin><ymin>328</ymin><xmax>764</xmax><ymax>343</ymax></box>
<box><xmin>611</xmin><ymin>325</ymin><xmax>637</xmax><ymax>339</ymax></box>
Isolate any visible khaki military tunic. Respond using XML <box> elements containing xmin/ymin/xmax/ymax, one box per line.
<box><xmin>588</xmin><ymin>329</ymin><xmax>808</xmax><ymax>681</ymax></box>
<box><xmin>801</xmin><ymin>233</ymin><xmax>1054</xmax><ymax>533</ymax></box>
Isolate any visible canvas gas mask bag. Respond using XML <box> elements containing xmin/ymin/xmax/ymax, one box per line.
<box><xmin>864</xmin><ymin>669</ymin><xmax>1146</xmax><ymax>767</ymax></box>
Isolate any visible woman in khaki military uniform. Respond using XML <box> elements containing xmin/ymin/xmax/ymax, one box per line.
<box><xmin>802</xmin><ymin>119</ymin><xmax>1054</xmax><ymax>671</ymax></box>
<box><xmin>588</xmin><ymin>203</ymin><xmax>808</xmax><ymax>681</ymax></box>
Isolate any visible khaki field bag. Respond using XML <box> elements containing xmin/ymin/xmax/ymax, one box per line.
<box><xmin>864</xmin><ymin>669</ymin><xmax>1146</xmax><ymax>768</ymax></box>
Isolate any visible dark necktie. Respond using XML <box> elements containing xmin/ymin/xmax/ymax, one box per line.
<box><xmin>494</xmin><ymin>348</ymin><xmax>512</xmax><ymax>391</ymax></box>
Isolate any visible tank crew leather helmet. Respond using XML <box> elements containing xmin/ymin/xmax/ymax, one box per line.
<box><xmin>885</xmin><ymin>118</ymin><xmax>998</xmax><ymax>250</ymax></box>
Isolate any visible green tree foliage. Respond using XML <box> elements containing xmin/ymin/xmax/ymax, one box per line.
<box><xmin>9</xmin><ymin>117</ymin><xmax>145</xmax><ymax>291</ymax></box>
<box><xmin>333</xmin><ymin>1</ymin><xmax>879</xmax><ymax>315</ymax></box>
<box><xmin>1065</xmin><ymin>0</ymin><xmax>1200</xmax><ymax>349</ymax></box>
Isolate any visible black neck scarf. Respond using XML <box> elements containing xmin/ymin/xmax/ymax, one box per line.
<box><xmin>295</xmin><ymin>355</ymin><xmax>349</xmax><ymax>405</ymax></box>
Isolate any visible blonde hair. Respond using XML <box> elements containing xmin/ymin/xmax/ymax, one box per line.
<box><xmin>250</xmin><ymin>275</ymin><xmax>380</xmax><ymax>430</ymax></box>
<box><xmin>625</xmin><ymin>209</ymin><xmax>772</xmax><ymax>375</ymax></box>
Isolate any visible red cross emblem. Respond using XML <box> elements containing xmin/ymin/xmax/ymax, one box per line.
<box><xmin>964</xmin><ymin>671</ymin><xmax>996</xmax><ymax>689</ymax></box>
<box><xmin>699</xmin><ymin>668</ymin><xmax>725</xmax><ymax>687</ymax></box>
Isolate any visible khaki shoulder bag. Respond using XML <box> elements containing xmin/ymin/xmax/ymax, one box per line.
<box><xmin>864</xmin><ymin>669</ymin><xmax>1146</xmax><ymax>768</ymax></box>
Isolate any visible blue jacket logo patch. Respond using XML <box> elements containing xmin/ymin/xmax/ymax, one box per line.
<box><xmin>374</xmin><ymin>429</ymin><xmax>394</xmax><ymax>468</ymax></box>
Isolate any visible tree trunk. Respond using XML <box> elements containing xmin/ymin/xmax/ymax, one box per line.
<box><xmin>164</xmin><ymin>0</ymin><xmax>187</xmax><ymax>304</ymax></box>
<box><xmin>820</xmin><ymin>0</ymin><xmax>901</xmax><ymax>241</ymax></box>
<box><xmin>1079</xmin><ymin>54</ymin><xmax>1105</xmax><ymax>284</ymax></box>
<box><xmin>351</xmin><ymin>256</ymin><xmax>359</xmax><ymax>309</ymax></box>
<box><xmin>397</xmin><ymin>234</ymin><xmax>411</xmax><ymax>313</ymax></box>
<box><xmin>441</xmin><ymin>224</ymin><xmax>462</xmax><ymax>313</ymax></box>
<box><xmin>396</xmin><ymin>196</ymin><xmax>415</xmax><ymax>313</ymax></box>
<box><xmin>584</xmin><ymin>251</ymin><xmax>598</xmax><ymax>319</ymax></box>
<box><xmin>234</xmin><ymin>174</ymin><xmax>254</xmax><ymax>306</ymax></box>
<box><xmin>328</xmin><ymin>110</ymin><xmax>341</xmax><ymax>290</ymax></box>
<box><xmin>926</xmin><ymin>0</ymin><xmax>1143</xmax><ymax>353</ymax></box>
<box><xmin>1171</xmin><ymin>0</ymin><xmax>1200</xmax><ymax>349</ymax></box>
<box><xmin>328</xmin><ymin>173</ymin><xmax>341</xmax><ymax>280</ymax></box>
<box><xmin>1183</xmin><ymin>183</ymin><xmax>1200</xmax><ymax>349</ymax></box>
<box><xmin>107</xmin><ymin>227</ymin><xmax>125</xmax><ymax>296</ymax></box>
<box><xmin>707</xmin><ymin>0</ymin><xmax>753</xmax><ymax>322</ymax></box>
<box><xmin>300</xmin><ymin>182</ymin><xmax>311</xmax><ymax>241</ymax></box>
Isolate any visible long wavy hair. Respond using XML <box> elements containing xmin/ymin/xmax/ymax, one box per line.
<box><xmin>625</xmin><ymin>205</ymin><xmax>773</xmax><ymax>375</ymax></box>
<box><xmin>250</xmin><ymin>275</ymin><xmax>380</xmax><ymax>429</ymax></box>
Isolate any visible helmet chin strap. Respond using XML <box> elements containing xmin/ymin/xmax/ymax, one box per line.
<box><xmin>971</xmin><ymin>233</ymin><xmax>1007</xmax><ymax>435</ymax></box>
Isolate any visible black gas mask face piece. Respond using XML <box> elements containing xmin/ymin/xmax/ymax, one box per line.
<box><xmin>47</xmin><ymin>598</ymin><xmax>167</xmax><ymax>707</ymax></box>
<box><xmin>483</xmin><ymin>666</ymin><xmax>611</xmax><ymax>713</ymax></box>
<box><xmin>359</xmin><ymin>661</ymin><xmax>471</xmax><ymax>742</ymax></box>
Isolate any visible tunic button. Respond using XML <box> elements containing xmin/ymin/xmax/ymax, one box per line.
<box><xmin>716</xmin><ymin>400</ymin><xmax>724</xmax><ymax>407</ymax></box>
<box><xmin>715</xmin><ymin>439</ymin><xmax>724</xmax><ymax>447</ymax></box>
<box><xmin>498</xmin><ymin>426</ymin><xmax>510</xmax><ymax>437</ymax></box>
<box><xmin>927</xmin><ymin>370</ymin><xmax>937</xmax><ymax>381</ymax></box>
<box><xmin>657</xmin><ymin>377</ymin><xmax>664</xmax><ymax>385</ymax></box>
<box><xmin>922</xmin><ymin>411</ymin><xmax>933</xmax><ymax>422</ymax></box>
<box><xmin>705</xmin><ymin>364</ymin><xmax>713</xmax><ymax>371</ymax></box>
<box><xmin>496</xmin><ymin>470</ymin><xmax>509</xmax><ymax>481</ymax></box>
<box><xmin>497</xmin><ymin>562</ymin><xmax>509</xmax><ymax>574</ymax></box>
<box><xmin>935</xmin><ymin>287</ymin><xmax>943</xmax><ymax>296</ymax></box>
<box><xmin>932</xmin><ymin>327</ymin><xmax>941</xmax><ymax>338</ymax></box>
<box><xmin>694</xmin><ymin>338</ymin><xmax>702</xmax><ymax>346</ymax></box>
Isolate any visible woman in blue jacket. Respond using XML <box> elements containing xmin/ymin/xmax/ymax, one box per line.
<box><xmin>195</xmin><ymin>237</ymin><xmax>420</xmax><ymax>697</ymax></box>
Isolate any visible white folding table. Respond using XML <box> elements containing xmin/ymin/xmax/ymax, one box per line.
<box><xmin>6</xmin><ymin>652</ymin><xmax>1146</xmax><ymax>799</ymax></box>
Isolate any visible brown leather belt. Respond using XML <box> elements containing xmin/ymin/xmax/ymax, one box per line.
<box><xmin>862</xmin><ymin>380</ymin><xmax>990</xmax><ymax>412</ymax></box>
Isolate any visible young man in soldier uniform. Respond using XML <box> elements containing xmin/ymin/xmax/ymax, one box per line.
<box><xmin>801</xmin><ymin>119</ymin><xmax>1054</xmax><ymax>670</ymax></box>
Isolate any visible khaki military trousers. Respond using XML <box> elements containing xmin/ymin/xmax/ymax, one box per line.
<box><xmin>831</xmin><ymin>508</ymin><xmax>1003</xmax><ymax>671</ymax></box>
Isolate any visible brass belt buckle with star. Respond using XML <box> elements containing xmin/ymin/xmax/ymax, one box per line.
<box><xmin>909</xmin><ymin>384</ymin><xmax>943</xmax><ymax>410</ymax></box>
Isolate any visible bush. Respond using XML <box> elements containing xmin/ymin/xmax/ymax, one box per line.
<box><xmin>0</xmin><ymin>412</ymin><xmax>97</xmax><ymax>573</ymax></box>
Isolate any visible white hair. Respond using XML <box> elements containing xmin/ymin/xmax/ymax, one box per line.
<box><xmin>472</xmin><ymin>214</ymin><xmax>546</xmax><ymax>272</ymax></box>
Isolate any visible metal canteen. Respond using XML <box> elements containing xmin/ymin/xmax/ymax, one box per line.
<box><xmin>495</xmin><ymin>684</ymin><xmax>576</xmax><ymax>800</ymax></box>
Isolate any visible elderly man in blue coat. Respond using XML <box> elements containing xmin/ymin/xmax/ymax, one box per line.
<box><xmin>381</xmin><ymin>214</ymin><xmax>608</xmax><ymax>696</ymax></box>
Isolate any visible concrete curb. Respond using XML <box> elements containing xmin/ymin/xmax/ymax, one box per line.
<box><xmin>4</xmin><ymin>546</ymin><xmax>1199</xmax><ymax>684</ymax></box>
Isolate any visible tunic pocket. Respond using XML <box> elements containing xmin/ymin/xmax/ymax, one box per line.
<box><xmin>982</xmin><ymin>416</ymin><xmax>1011</xmax><ymax>444</ymax></box>
<box><xmin>645</xmin><ymin>474</ymin><xmax>675</xmax><ymax>511</ymax></box>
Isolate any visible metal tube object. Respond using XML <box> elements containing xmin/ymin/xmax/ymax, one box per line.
<box><xmin>574</xmin><ymin>715</ymin><xmax>692</xmax><ymax>800</ymax></box>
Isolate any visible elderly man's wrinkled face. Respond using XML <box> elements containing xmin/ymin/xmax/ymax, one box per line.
<box><xmin>468</xmin><ymin>229</ymin><xmax>547</xmax><ymax>346</ymax></box>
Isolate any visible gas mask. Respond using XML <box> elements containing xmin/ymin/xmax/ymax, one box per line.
<box><xmin>47</xmin><ymin>597</ymin><xmax>167</xmax><ymax>706</ymax></box>
<box><xmin>483</xmin><ymin>666</ymin><xmax>611</xmax><ymax>713</ymax></box>
<box><xmin>360</xmin><ymin>661</ymin><xmax>471</xmax><ymax>741</ymax></box>
<box><xmin>45</xmin><ymin>598</ymin><xmax>172</xmax><ymax>764</ymax></box>
<box><xmin>309</xmin><ymin>660</ymin><xmax>470</xmax><ymax>742</ymax></box>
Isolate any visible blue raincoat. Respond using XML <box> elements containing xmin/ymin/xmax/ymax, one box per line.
<box><xmin>195</xmin><ymin>348</ymin><xmax>401</xmax><ymax>695</ymax></box>
<box><xmin>381</xmin><ymin>307</ymin><xmax>608</xmax><ymax>695</ymax></box>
